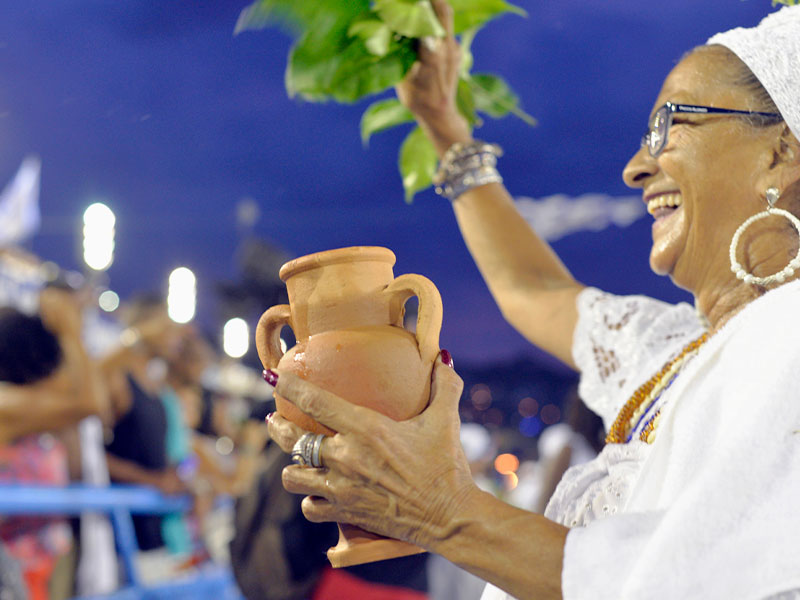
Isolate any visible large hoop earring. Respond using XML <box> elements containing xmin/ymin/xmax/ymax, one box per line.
<box><xmin>729</xmin><ymin>187</ymin><xmax>800</xmax><ymax>286</ymax></box>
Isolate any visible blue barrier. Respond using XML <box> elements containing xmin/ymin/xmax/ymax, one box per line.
<box><xmin>0</xmin><ymin>484</ymin><xmax>244</xmax><ymax>600</ymax></box>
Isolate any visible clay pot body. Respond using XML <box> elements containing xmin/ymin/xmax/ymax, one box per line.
<box><xmin>256</xmin><ymin>246</ymin><xmax>442</xmax><ymax>567</ymax></box>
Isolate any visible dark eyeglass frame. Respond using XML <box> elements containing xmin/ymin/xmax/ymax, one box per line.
<box><xmin>641</xmin><ymin>101</ymin><xmax>782</xmax><ymax>157</ymax></box>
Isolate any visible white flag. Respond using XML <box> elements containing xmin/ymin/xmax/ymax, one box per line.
<box><xmin>0</xmin><ymin>156</ymin><xmax>41</xmax><ymax>247</ymax></box>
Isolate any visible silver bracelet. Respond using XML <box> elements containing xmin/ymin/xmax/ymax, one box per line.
<box><xmin>433</xmin><ymin>140</ymin><xmax>503</xmax><ymax>202</ymax></box>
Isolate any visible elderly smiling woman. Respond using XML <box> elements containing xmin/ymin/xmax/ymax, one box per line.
<box><xmin>266</xmin><ymin>4</ymin><xmax>800</xmax><ymax>599</ymax></box>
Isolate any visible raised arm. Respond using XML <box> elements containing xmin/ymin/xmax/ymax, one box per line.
<box><xmin>397</xmin><ymin>0</ymin><xmax>583</xmax><ymax>367</ymax></box>
<box><xmin>0</xmin><ymin>289</ymin><xmax>107</xmax><ymax>444</ymax></box>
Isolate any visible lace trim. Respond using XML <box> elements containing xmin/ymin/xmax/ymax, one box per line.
<box><xmin>572</xmin><ymin>288</ymin><xmax>705</xmax><ymax>429</ymax></box>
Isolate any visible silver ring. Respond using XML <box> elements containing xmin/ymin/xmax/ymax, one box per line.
<box><xmin>311</xmin><ymin>433</ymin><xmax>324</xmax><ymax>468</ymax></box>
<box><xmin>291</xmin><ymin>433</ymin><xmax>325</xmax><ymax>468</ymax></box>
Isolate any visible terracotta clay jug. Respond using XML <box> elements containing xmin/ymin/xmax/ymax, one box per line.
<box><xmin>255</xmin><ymin>246</ymin><xmax>443</xmax><ymax>567</ymax></box>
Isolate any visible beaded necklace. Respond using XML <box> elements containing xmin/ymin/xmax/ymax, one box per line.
<box><xmin>605</xmin><ymin>333</ymin><xmax>709</xmax><ymax>445</ymax></box>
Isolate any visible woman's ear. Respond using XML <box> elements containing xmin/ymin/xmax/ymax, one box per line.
<box><xmin>773</xmin><ymin>126</ymin><xmax>800</xmax><ymax>191</ymax></box>
<box><xmin>756</xmin><ymin>125</ymin><xmax>800</xmax><ymax>197</ymax></box>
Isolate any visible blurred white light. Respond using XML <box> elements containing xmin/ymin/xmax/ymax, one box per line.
<box><xmin>223</xmin><ymin>317</ymin><xmax>249</xmax><ymax>358</ymax></box>
<box><xmin>215</xmin><ymin>436</ymin><xmax>234</xmax><ymax>456</ymax></box>
<box><xmin>98</xmin><ymin>290</ymin><xmax>120</xmax><ymax>312</ymax></box>
<box><xmin>82</xmin><ymin>202</ymin><xmax>115</xmax><ymax>271</ymax></box>
<box><xmin>167</xmin><ymin>267</ymin><xmax>196</xmax><ymax>323</ymax></box>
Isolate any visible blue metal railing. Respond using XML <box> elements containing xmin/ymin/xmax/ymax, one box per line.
<box><xmin>0</xmin><ymin>484</ymin><xmax>243</xmax><ymax>600</ymax></box>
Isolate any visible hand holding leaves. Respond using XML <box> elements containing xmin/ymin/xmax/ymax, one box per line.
<box><xmin>237</xmin><ymin>0</ymin><xmax>533</xmax><ymax>201</ymax></box>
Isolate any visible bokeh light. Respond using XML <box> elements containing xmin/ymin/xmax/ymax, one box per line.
<box><xmin>167</xmin><ymin>267</ymin><xmax>196</xmax><ymax>323</ymax></box>
<box><xmin>519</xmin><ymin>416</ymin><xmax>544</xmax><ymax>437</ymax></box>
<box><xmin>82</xmin><ymin>202</ymin><xmax>115</xmax><ymax>271</ymax></box>
<box><xmin>470</xmin><ymin>383</ymin><xmax>492</xmax><ymax>411</ymax></box>
<box><xmin>518</xmin><ymin>396</ymin><xmax>539</xmax><ymax>418</ymax></box>
<box><xmin>215</xmin><ymin>436</ymin><xmax>234</xmax><ymax>456</ymax></box>
<box><xmin>503</xmin><ymin>472</ymin><xmax>519</xmax><ymax>491</ymax></box>
<box><xmin>223</xmin><ymin>317</ymin><xmax>249</xmax><ymax>359</ymax></box>
<box><xmin>494</xmin><ymin>453</ymin><xmax>520</xmax><ymax>475</ymax></box>
<box><xmin>540</xmin><ymin>404</ymin><xmax>562</xmax><ymax>425</ymax></box>
<box><xmin>98</xmin><ymin>290</ymin><xmax>120</xmax><ymax>312</ymax></box>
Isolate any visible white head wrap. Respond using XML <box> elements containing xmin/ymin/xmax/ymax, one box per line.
<box><xmin>707</xmin><ymin>5</ymin><xmax>800</xmax><ymax>141</ymax></box>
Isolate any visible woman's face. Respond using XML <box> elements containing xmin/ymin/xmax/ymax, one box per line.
<box><xmin>622</xmin><ymin>49</ymin><xmax>781</xmax><ymax>292</ymax></box>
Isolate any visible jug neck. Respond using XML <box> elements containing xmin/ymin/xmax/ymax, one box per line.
<box><xmin>284</xmin><ymin>260</ymin><xmax>400</xmax><ymax>340</ymax></box>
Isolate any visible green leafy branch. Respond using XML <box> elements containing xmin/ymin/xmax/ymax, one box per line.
<box><xmin>236</xmin><ymin>0</ymin><xmax>533</xmax><ymax>202</ymax></box>
<box><xmin>772</xmin><ymin>0</ymin><xmax>799</xmax><ymax>6</ymax></box>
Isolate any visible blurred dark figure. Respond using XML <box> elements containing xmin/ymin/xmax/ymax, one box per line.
<box><xmin>101</xmin><ymin>295</ymin><xmax>188</xmax><ymax>551</ymax></box>
<box><xmin>230</xmin><ymin>405</ymin><xmax>429</xmax><ymax>600</ymax></box>
<box><xmin>0</xmin><ymin>288</ymin><xmax>106</xmax><ymax>600</ymax></box>
<box><xmin>531</xmin><ymin>387</ymin><xmax>605</xmax><ymax>514</ymax></box>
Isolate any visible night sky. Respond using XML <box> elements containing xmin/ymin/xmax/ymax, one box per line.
<box><xmin>0</xmin><ymin>1</ymin><xmax>774</xmax><ymax>367</ymax></box>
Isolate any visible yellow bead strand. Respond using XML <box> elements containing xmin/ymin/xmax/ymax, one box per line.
<box><xmin>605</xmin><ymin>333</ymin><xmax>708</xmax><ymax>445</ymax></box>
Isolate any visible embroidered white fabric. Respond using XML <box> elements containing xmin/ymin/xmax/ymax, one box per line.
<box><xmin>570</xmin><ymin>287</ymin><xmax>704</xmax><ymax>430</ymax></box>
<box><xmin>707</xmin><ymin>5</ymin><xmax>800</xmax><ymax>142</ymax></box>
<box><xmin>481</xmin><ymin>281</ymin><xmax>800</xmax><ymax>600</ymax></box>
<box><xmin>544</xmin><ymin>287</ymin><xmax>704</xmax><ymax>528</ymax></box>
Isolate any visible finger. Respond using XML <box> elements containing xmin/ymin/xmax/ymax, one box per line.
<box><xmin>431</xmin><ymin>0</ymin><xmax>454</xmax><ymax>39</ymax></box>
<box><xmin>427</xmin><ymin>354</ymin><xmax>464</xmax><ymax>417</ymax></box>
<box><xmin>274</xmin><ymin>370</ymin><xmax>386</xmax><ymax>435</ymax></box>
<box><xmin>282</xmin><ymin>464</ymin><xmax>331</xmax><ymax>499</ymax></box>
<box><xmin>301</xmin><ymin>495</ymin><xmax>338</xmax><ymax>523</ymax></box>
<box><xmin>267</xmin><ymin>412</ymin><xmax>306</xmax><ymax>454</ymax></box>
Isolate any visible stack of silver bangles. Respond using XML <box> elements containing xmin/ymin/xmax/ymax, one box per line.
<box><xmin>291</xmin><ymin>432</ymin><xmax>325</xmax><ymax>468</ymax></box>
<box><xmin>433</xmin><ymin>140</ymin><xmax>503</xmax><ymax>202</ymax></box>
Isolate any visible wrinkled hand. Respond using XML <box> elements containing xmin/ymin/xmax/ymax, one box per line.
<box><xmin>395</xmin><ymin>0</ymin><xmax>471</xmax><ymax>154</ymax></box>
<box><xmin>38</xmin><ymin>287</ymin><xmax>83</xmax><ymax>340</ymax></box>
<box><xmin>267</xmin><ymin>355</ymin><xmax>479</xmax><ymax>550</ymax></box>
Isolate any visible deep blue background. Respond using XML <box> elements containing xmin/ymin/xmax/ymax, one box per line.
<box><xmin>0</xmin><ymin>1</ymin><xmax>773</xmax><ymax>367</ymax></box>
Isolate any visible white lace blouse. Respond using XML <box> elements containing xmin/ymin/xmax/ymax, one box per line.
<box><xmin>482</xmin><ymin>283</ymin><xmax>800</xmax><ymax>600</ymax></box>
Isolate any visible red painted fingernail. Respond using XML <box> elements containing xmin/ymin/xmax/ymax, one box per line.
<box><xmin>440</xmin><ymin>349</ymin><xmax>454</xmax><ymax>368</ymax></box>
<box><xmin>263</xmin><ymin>369</ymin><xmax>279</xmax><ymax>387</ymax></box>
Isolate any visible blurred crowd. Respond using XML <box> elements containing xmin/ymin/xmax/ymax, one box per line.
<box><xmin>0</xmin><ymin>244</ymin><xmax>271</xmax><ymax>600</ymax></box>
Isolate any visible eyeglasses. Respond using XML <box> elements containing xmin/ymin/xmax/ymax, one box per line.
<box><xmin>641</xmin><ymin>101</ymin><xmax>782</xmax><ymax>157</ymax></box>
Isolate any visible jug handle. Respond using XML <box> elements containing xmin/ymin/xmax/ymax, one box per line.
<box><xmin>384</xmin><ymin>274</ymin><xmax>443</xmax><ymax>365</ymax></box>
<box><xmin>256</xmin><ymin>304</ymin><xmax>292</xmax><ymax>369</ymax></box>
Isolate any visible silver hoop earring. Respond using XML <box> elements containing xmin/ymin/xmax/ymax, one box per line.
<box><xmin>729</xmin><ymin>187</ymin><xmax>800</xmax><ymax>286</ymax></box>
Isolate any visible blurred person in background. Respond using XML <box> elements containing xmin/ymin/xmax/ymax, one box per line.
<box><xmin>427</xmin><ymin>422</ymin><xmax>496</xmax><ymax>600</ymax></box>
<box><xmin>101</xmin><ymin>295</ymin><xmax>190</xmax><ymax>553</ymax></box>
<box><xmin>0</xmin><ymin>287</ymin><xmax>106</xmax><ymax>600</ymax></box>
<box><xmin>165</xmin><ymin>328</ymin><xmax>270</xmax><ymax>563</ymax></box>
<box><xmin>520</xmin><ymin>390</ymin><xmax>605</xmax><ymax>515</ymax></box>
<box><xmin>41</xmin><ymin>272</ymin><xmax>120</xmax><ymax>597</ymax></box>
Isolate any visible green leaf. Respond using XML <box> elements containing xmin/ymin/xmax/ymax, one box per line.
<box><xmin>235</xmin><ymin>0</ymin><xmax>367</xmax><ymax>35</ymax></box>
<box><xmin>348</xmin><ymin>18</ymin><xmax>393</xmax><ymax>57</ymax></box>
<box><xmin>455</xmin><ymin>77</ymin><xmax>479</xmax><ymax>127</ymax></box>
<box><xmin>374</xmin><ymin>0</ymin><xmax>446</xmax><ymax>38</ymax></box>
<box><xmin>234</xmin><ymin>0</ymin><xmax>301</xmax><ymax>35</ymax></box>
<box><xmin>449</xmin><ymin>0</ymin><xmax>526</xmax><ymax>34</ymax></box>
<box><xmin>458</xmin><ymin>27</ymin><xmax>479</xmax><ymax>77</ymax></box>
<box><xmin>360</xmin><ymin>99</ymin><xmax>415</xmax><ymax>145</ymax></box>
<box><xmin>399</xmin><ymin>126</ymin><xmax>438</xmax><ymax>202</ymax></box>
<box><xmin>287</xmin><ymin>24</ymin><xmax>417</xmax><ymax>103</ymax></box>
<box><xmin>469</xmin><ymin>73</ymin><xmax>537</xmax><ymax>125</ymax></box>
